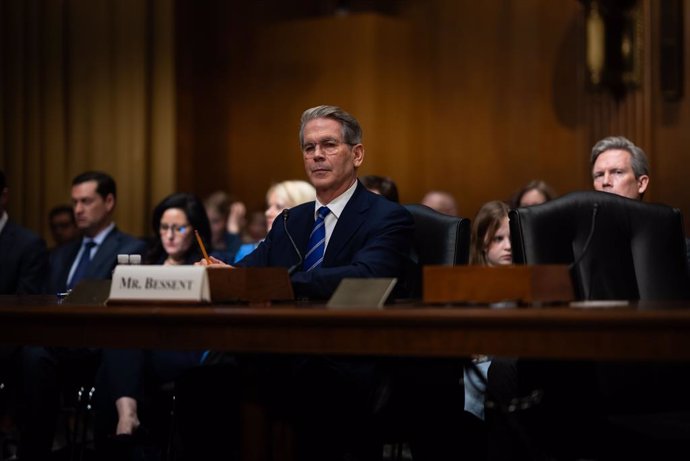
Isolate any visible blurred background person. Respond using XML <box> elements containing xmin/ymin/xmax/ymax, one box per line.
<box><xmin>0</xmin><ymin>170</ymin><xmax>49</xmax><ymax>455</ymax></box>
<box><xmin>20</xmin><ymin>171</ymin><xmax>146</xmax><ymax>461</ymax></box>
<box><xmin>48</xmin><ymin>204</ymin><xmax>80</xmax><ymax>249</ymax></box>
<box><xmin>361</xmin><ymin>174</ymin><xmax>399</xmax><ymax>202</ymax></box>
<box><xmin>203</xmin><ymin>190</ymin><xmax>245</xmax><ymax>263</ymax></box>
<box><xmin>234</xmin><ymin>180</ymin><xmax>316</xmax><ymax>263</ymax></box>
<box><xmin>510</xmin><ymin>179</ymin><xmax>557</xmax><ymax>208</ymax></box>
<box><xmin>242</xmin><ymin>210</ymin><xmax>267</xmax><ymax>244</ymax></box>
<box><xmin>95</xmin><ymin>193</ymin><xmax>211</xmax><ymax>458</ymax></box>
<box><xmin>0</xmin><ymin>170</ymin><xmax>49</xmax><ymax>295</ymax></box>
<box><xmin>421</xmin><ymin>190</ymin><xmax>458</xmax><ymax>216</ymax></box>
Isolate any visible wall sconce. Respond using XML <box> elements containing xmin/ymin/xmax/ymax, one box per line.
<box><xmin>583</xmin><ymin>0</ymin><xmax>642</xmax><ymax>98</ymax></box>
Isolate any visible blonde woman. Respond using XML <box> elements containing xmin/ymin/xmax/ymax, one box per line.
<box><xmin>234</xmin><ymin>180</ymin><xmax>315</xmax><ymax>263</ymax></box>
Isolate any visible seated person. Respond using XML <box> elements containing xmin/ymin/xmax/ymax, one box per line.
<box><xmin>0</xmin><ymin>169</ymin><xmax>49</xmax><ymax>295</ymax></box>
<box><xmin>19</xmin><ymin>171</ymin><xmax>146</xmax><ymax>461</ymax></box>
<box><xmin>48</xmin><ymin>204</ymin><xmax>80</xmax><ymax>249</ymax></box>
<box><xmin>467</xmin><ymin>201</ymin><xmax>518</xmax><ymax>461</ymax></box>
<box><xmin>233</xmin><ymin>180</ymin><xmax>315</xmax><ymax>263</ymax></box>
<box><xmin>178</xmin><ymin>106</ymin><xmax>460</xmax><ymax>461</ymax></box>
<box><xmin>360</xmin><ymin>174</ymin><xmax>399</xmax><ymax>202</ymax></box>
<box><xmin>95</xmin><ymin>193</ymin><xmax>210</xmax><ymax>454</ymax></box>
<box><xmin>203</xmin><ymin>190</ymin><xmax>244</xmax><ymax>263</ymax></box>
<box><xmin>421</xmin><ymin>189</ymin><xmax>458</xmax><ymax>215</ymax></box>
<box><xmin>510</xmin><ymin>179</ymin><xmax>557</xmax><ymax>208</ymax></box>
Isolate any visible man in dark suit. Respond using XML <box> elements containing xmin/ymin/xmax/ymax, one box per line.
<box><xmin>184</xmin><ymin>106</ymin><xmax>462</xmax><ymax>461</ymax></box>
<box><xmin>0</xmin><ymin>171</ymin><xmax>50</xmax><ymax>452</ymax></box>
<box><xmin>0</xmin><ymin>170</ymin><xmax>49</xmax><ymax>295</ymax></box>
<box><xmin>19</xmin><ymin>171</ymin><xmax>146</xmax><ymax>461</ymax></box>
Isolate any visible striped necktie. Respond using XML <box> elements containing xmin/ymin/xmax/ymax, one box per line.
<box><xmin>303</xmin><ymin>206</ymin><xmax>330</xmax><ymax>272</ymax></box>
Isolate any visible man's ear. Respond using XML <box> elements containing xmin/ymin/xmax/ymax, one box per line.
<box><xmin>352</xmin><ymin>144</ymin><xmax>364</xmax><ymax>168</ymax></box>
<box><xmin>104</xmin><ymin>193</ymin><xmax>115</xmax><ymax>213</ymax></box>
<box><xmin>637</xmin><ymin>174</ymin><xmax>650</xmax><ymax>195</ymax></box>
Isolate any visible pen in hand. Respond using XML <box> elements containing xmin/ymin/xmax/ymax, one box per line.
<box><xmin>194</xmin><ymin>229</ymin><xmax>211</xmax><ymax>264</ymax></box>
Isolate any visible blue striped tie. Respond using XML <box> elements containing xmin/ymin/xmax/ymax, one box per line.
<box><xmin>68</xmin><ymin>240</ymin><xmax>96</xmax><ymax>289</ymax></box>
<box><xmin>303</xmin><ymin>206</ymin><xmax>330</xmax><ymax>272</ymax></box>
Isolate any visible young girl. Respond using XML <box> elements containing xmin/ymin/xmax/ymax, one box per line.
<box><xmin>465</xmin><ymin>200</ymin><xmax>513</xmax><ymax>459</ymax></box>
<box><xmin>470</xmin><ymin>200</ymin><xmax>512</xmax><ymax>266</ymax></box>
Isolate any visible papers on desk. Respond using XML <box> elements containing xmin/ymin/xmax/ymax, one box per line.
<box><xmin>569</xmin><ymin>300</ymin><xmax>630</xmax><ymax>309</ymax></box>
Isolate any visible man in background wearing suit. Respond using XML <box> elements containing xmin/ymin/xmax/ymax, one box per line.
<box><xmin>19</xmin><ymin>171</ymin><xmax>146</xmax><ymax>461</ymax></box>
<box><xmin>0</xmin><ymin>170</ymin><xmax>49</xmax><ymax>452</ymax></box>
<box><xmin>186</xmin><ymin>106</ymin><xmax>463</xmax><ymax>461</ymax></box>
<box><xmin>591</xmin><ymin>135</ymin><xmax>690</xmax><ymax>270</ymax></box>
<box><xmin>0</xmin><ymin>170</ymin><xmax>49</xmax><ymax>295</ymax></box>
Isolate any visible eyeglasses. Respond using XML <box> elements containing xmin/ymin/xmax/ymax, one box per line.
<box><xmin>302</xmin><ymin>139</ymin><xmax>353</xmax><ymax>157</ymax></box>
<box><xmin>159</xmin><ymin>223</ymin><xmax>189</xmax><ymax>235</ymax></box>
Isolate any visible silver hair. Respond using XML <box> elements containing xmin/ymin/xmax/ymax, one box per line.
<box><xmin>299</xmin><ymin>105</ymin><xmax>362</xmax><ymax>147</ymax></box>
<box><xmin>590</xmin><ymin>136</ymin><xmax>649</xmax><ymax>178</ymax></box>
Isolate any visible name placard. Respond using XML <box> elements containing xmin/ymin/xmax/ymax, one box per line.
<box><xmin>108</xmin><ymin>265</ymin><xmax>209</xmax><ymax>304</ymax></box>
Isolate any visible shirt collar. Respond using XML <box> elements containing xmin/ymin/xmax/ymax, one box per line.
<box><xmin>314</xmin><ymin>179</ymin><xmax>358</xmax><ymax>219</ymax></box>
<box><xmin>85</xmin><ymin>222</ymin><xmax>115</xmax><ymax>246</ymax></box>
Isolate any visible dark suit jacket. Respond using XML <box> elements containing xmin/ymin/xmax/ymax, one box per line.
<box><xmin>49</xmin><ymin>226</ymin><xmax>147</xmax><ymax>294</ymax></box>
<box><xmin>237</xmin><ymin>181</ymin><xmax>415</xmax><ymax>299</ymax></box>
<box><xmin>0</xmin><ymin>220</ymin><xmax>49</xmax><ymax>294</ymax></box>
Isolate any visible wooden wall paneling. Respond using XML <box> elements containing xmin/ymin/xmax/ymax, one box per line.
<box><xmin>225</xmin><ymin>14</ymin><xmax>419</xmax><ymax>212</ymax></box>
<box><xmin>651</xmin><ymin>0</ymin><xmax>690</xmax><ymax>231</ymax></box>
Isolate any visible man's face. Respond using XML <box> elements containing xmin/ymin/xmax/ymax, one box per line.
<box><xmin>71</xmin><ymin>180</ymin><xmax>114</xmax><ymax>236</ymax></box>
<box><xmin>592</xmin><ymin>149</ymin><xmax>649</xmax><ymax>200</ymax></box>
<box><xmin>302</xmin><ymin>118</ymin><xmax>363</xmax><ymax>203</ymax></box>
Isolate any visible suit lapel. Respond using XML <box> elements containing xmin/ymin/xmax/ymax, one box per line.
<box><xmin>87</xmin><ymin>228</ymin><xmax>120</xmax><ymax>279</ymax></box>
<box><xmin>54</xmin><ymin>240</ymin><xmax>81</xmax><ymax>292</ymax></box>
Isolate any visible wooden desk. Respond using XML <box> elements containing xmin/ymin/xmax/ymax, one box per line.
<box><xmin>1</xmin><ymin>295</ymin><xmax>689</xmax><ymax>361</ymax></box>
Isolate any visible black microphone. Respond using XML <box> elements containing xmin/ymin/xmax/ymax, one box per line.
<box><xmin>282</xmin><ymin>209</ymin><xmax>303</xmax><ymax>275</ymax></box>
<box><xmin>569</xmin><ymin>203</ymin><xmax>599</xmax><ymax>298</ymax></box>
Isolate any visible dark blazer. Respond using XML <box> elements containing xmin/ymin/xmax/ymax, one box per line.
<box><xmin>0</xmin><ymin>220</ymin><xmax>49</xmax><ymax>294</ymax></box>
<box><xmin>237</xmin><ymin>181</ymin><xmax>415</xmax><ymax>299</ymax></box>
<box><xmin>49</xmin><ymin>226</ymin><xmax>147</xmax><ymax>294</ymax></box>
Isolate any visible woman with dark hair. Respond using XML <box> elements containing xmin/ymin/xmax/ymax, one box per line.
<box><xmin>96</xmin><ymin>193</ymin><xmax>210</xmax><ymax>456</ymax></box>
<box><xmin>146</xmin><ymin>192</ymin><xmax>211</xmax><ymax>265</ymax></box>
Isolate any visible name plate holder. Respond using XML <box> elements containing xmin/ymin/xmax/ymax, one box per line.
<box><xmin>108</xmin><ymin>265</ymin><xmax>210</xmax><ymax>304</ymax></box>
<box><xmin>107</xmin><ymin>266</ymin><xmax>294</xmax><ymax>305</ymax></box>
<box><xmin>423</xmin><ymin>265</ymin><xmax>574</xmax><ymax>305</ymax></box>
<box><xmin>206</xmin><ymin>266</ymin><xmax>294</xmax><ymax>305</ymax></box>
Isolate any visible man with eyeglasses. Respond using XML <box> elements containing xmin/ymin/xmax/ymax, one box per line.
<box><xmin>185</xmin><ymin>106</ymin><xmax>463</xmax><ymax>461</ymax></box>
<box><xmin>19</xmin><ymin>171</ymin><xmax>146</xmax><ymax>461</ymax></box>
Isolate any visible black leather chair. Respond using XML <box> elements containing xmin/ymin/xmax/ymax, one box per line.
<box><xmin>375</xmin><ymin>205</ymin><xmax>471</xmax><ymax>460</ymax></box>
<box><xmin>403</xmin><ymin>204</ymin><xmax>470</xmax><ymax>298</ymax></box>
<box><xmin>509</xmin><ymin>190</ymin><xmax>690</xmax><ymax>460</ymax></box>
<box><xmin>510</xmin><ymin>190</ymin><xmax>689</xmax><ymax>301</ymax></box>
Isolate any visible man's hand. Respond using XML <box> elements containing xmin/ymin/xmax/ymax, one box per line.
<box><xmin>195</xmin><ymin>255</ymin><xmax>233</xmax><ymax>267</ymax></box>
